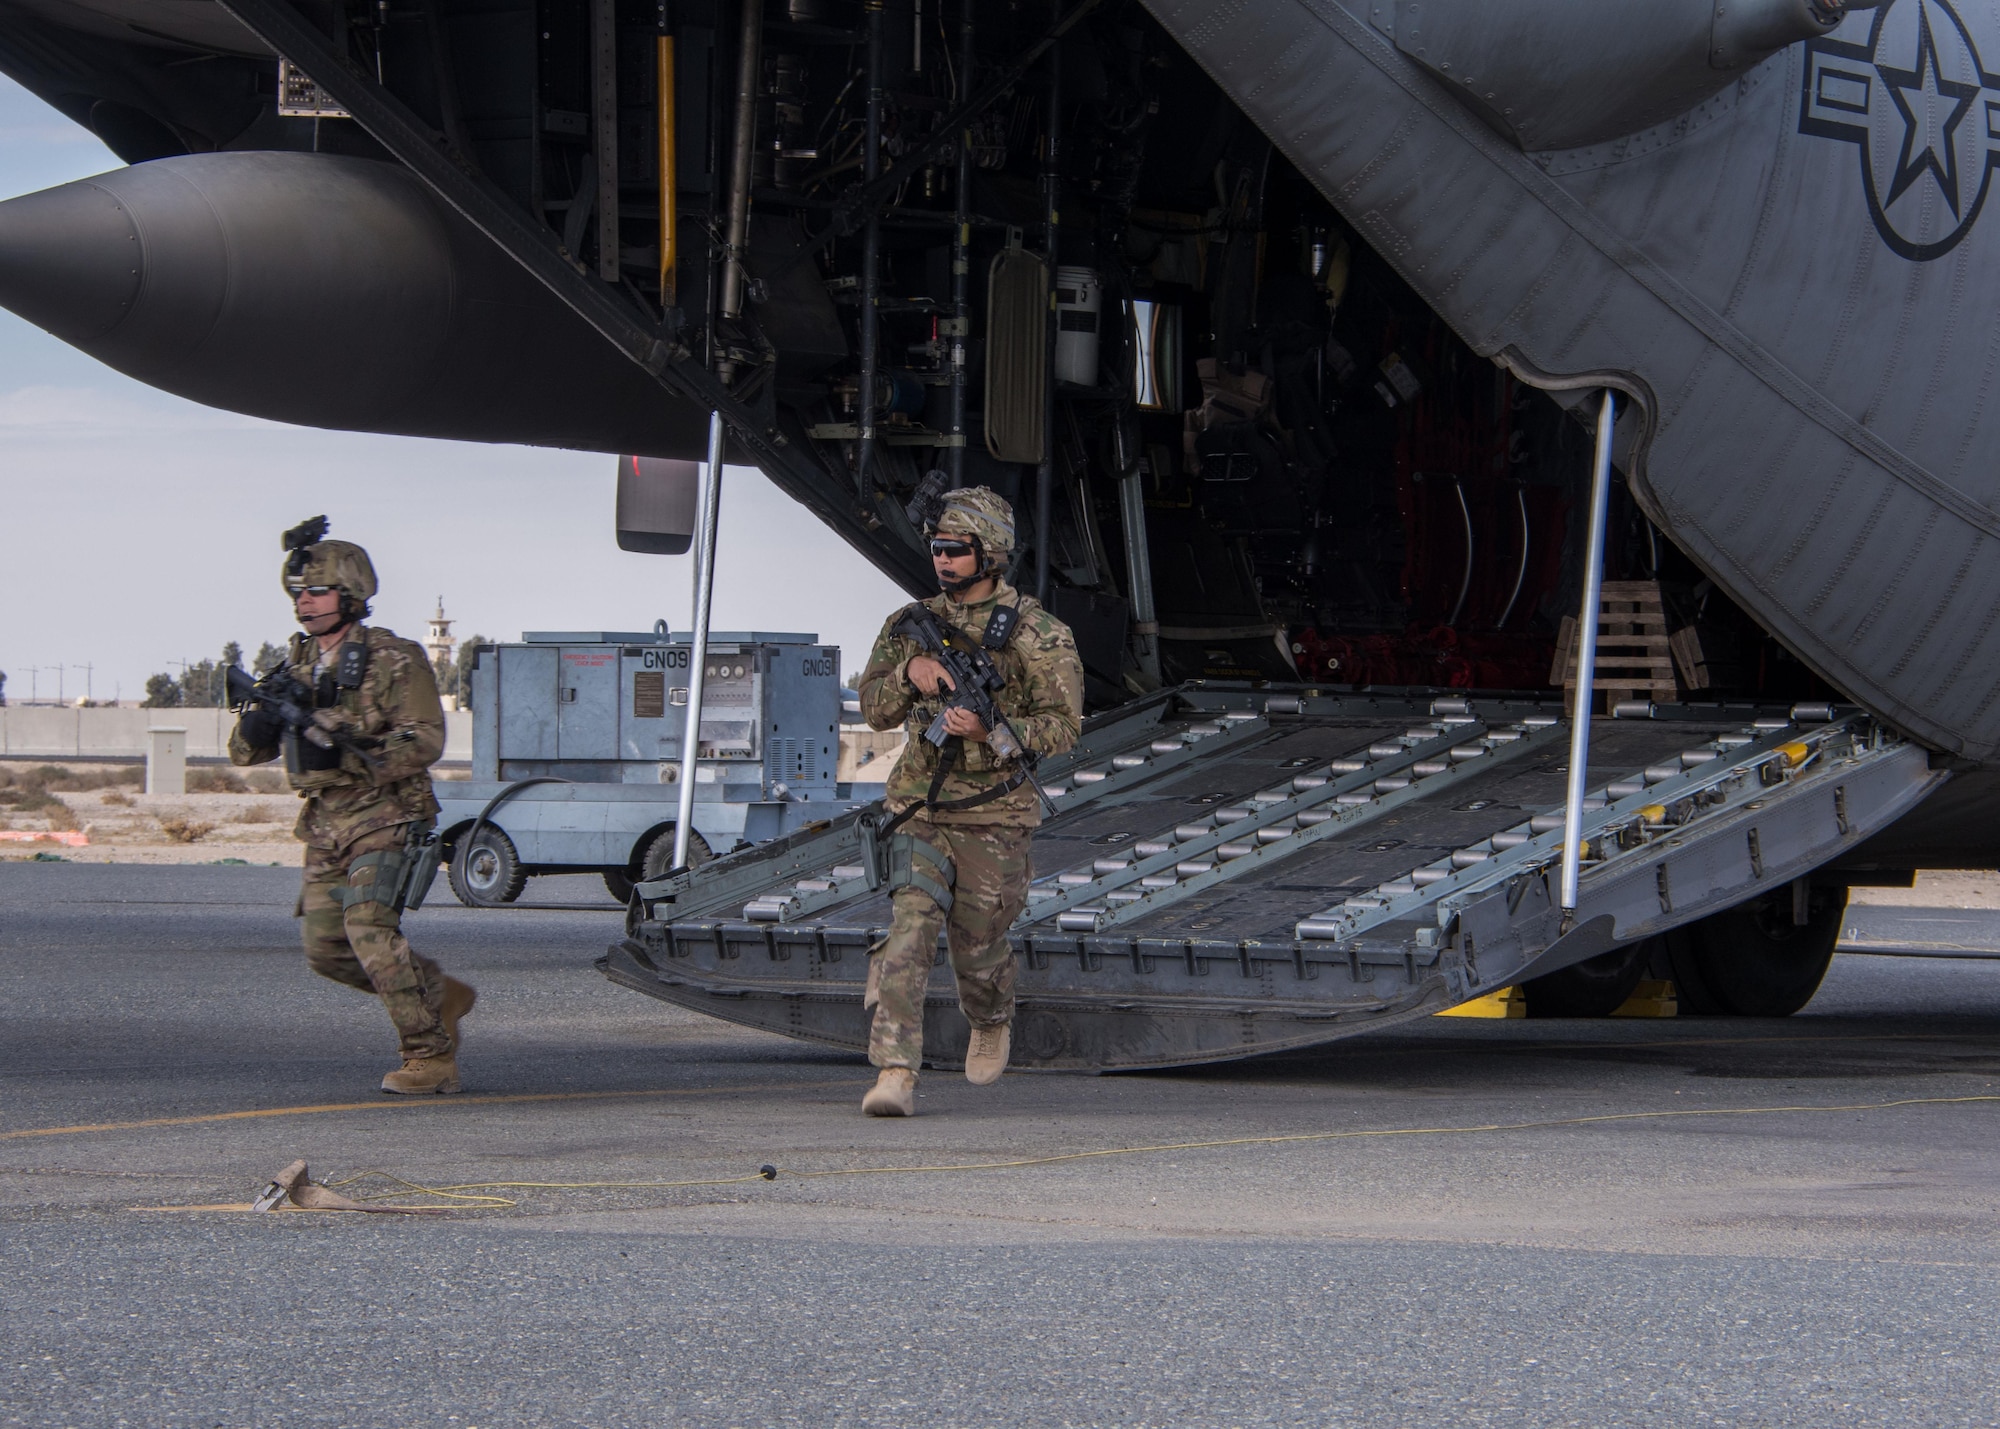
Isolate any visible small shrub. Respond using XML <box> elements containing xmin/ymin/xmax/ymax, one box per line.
<box><xmin>101</xmin><ymin>791</ymin><xmax>134</xmax><ymax>808</ymax></box>
<box><xmin>231</xmin><ymin>802</ymin><xmax>282</xmax><ymax>824</ymax></box>
<box><xmin>0</xmin><ymin>771</ymin><xmax>67</xmax><ymax>821</ymax></box>
<box><xmin>63</xmin><ymin>766</ymin><xmax>144</xmax><ymax>790</ymax></box>
<box><xmin>244</xmin><ymin>769</ymin><xmax>286</xmax><ymax>793</ymax></box>
<box><xmin>10</xmin><ymin>765</ymin><xmax>145</xmax><ymax>793</ymax></box>
<box><xmin>187</xmin><ymin>768</ymin><xmax>249</xmax><ymax>794</ymax></box>
<box><xmin>157</xmin><ymin>813</ymin><xmax>215</xmax><ymax>844</ymax></box>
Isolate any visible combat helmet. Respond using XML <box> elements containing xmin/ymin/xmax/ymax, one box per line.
<box><xmin>929</xmin><ymin>487</ymin><xmax>1013</xmax><ymax>595</ymax></box>
<box><xmin>932</xmin><ymin>486</ymin><xmax>1015</xmax><ymax>561</ymax></box>
<box><xmin>280</xmin><ymin>515</ymin><xmax>376</xmax><ymax>619</ymax></box>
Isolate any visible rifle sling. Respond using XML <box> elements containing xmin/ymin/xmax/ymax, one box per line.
<box><xmin>881</xmin><ymin>737</ymin><xmax>1029</xmax><ymax>836</ymax></box>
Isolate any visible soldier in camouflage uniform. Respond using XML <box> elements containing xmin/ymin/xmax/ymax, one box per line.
<box><xmin>229</xmin><ymin>523</ymin><xmax>474</xmax><ymax>1095</ymax></box>
<box><xmin>855</xmin><ymin>486</ymin><xmax>1083</xmax><ymax>1116</ymax></box>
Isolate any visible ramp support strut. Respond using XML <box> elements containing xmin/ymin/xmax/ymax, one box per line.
<box><xmin>674</xmin><ymin>410</ymin><xmax>727</xmax><ymax>868</ymax></box>
<box><xmin>1560</xmin><ymin>389</ymin><xmax>1618</xmax><ymax>928</ymax></box>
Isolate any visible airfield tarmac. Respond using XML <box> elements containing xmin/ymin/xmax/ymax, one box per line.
<box><xmin>4</xmin><ymin>861</ymin><xmax>1999</xmax><ymax>1428</ymax></box>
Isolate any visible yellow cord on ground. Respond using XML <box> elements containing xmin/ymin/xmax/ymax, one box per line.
<box><xmin>321</xmin><ymin>1093</ymin><xmax>2000</xmax><ymax>1208</ymax></box>
<box><xmin>1</xmin><ymin>1078</ymin><xmax>856</xmax><ymax>1143</ymax></box>
<box><xmin>325</xmin><ymin>1167</ymin><xmax>779</xmax><ymax>1209</ymax></box>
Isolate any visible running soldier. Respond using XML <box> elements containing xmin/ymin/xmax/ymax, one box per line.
<box><xmin>854</xmin><ymin>486</ymin><xmax>1083</xmax><ymax>1116</ymax></box>
<box><xmin>229</xmin><ymin>519</ymin><xmax>473</xmax><ymax>1094</ymax></box>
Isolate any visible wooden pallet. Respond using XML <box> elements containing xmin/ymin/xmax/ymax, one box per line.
<box><xmin>1551</xmin><ymin>580</ymin><xmax>1680</xmax><ymax>711</ymax></box>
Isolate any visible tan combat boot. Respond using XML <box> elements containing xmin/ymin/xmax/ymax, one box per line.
<box><xmin>862</xmin><ymin>1067</ymin><xmax>917</xmax><ymax>1116</ymax></box>
<box><xmin>381</xmin><ymin>1055</ymin><xmax>462</xmax><ymax>1095</ymax></box>
<box><xmin>440</xmin><ymin>976</ymin><xmax>477</xmax><ymax>1052</ymax></box>
<box><xmin>965</xmin><ymin>1022</ymin><xmax>1011</xmax><ymax>1086</ymax></box>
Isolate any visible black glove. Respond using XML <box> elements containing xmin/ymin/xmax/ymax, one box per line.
<box><xmin>288</xmin><ymin>729</ymin><xmax>346</xmax><ymax>772</ymax></box>
<box><xmin>236</xmin><ymin>707</ymin><xmax>284</xmax><ymax>749</ymax></box>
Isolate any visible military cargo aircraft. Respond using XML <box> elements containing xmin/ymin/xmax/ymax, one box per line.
<box><xmin>3</xmin><ymin>0</ymin><xmax>1995</xmax><ymax>1066</ymax></box>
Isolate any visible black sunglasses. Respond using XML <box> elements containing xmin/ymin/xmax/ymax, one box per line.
<box><xmin>295</xmin><ymin>585</ymin><xmax>336</xmax><ymax>597</ymax></box>
<box><xmin>929</xmin><ymin>539</ymin><xmax>976</xmax><ymax>559</ymax></box>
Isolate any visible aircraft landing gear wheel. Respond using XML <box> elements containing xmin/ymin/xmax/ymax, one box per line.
<box><xmin>449</xmin><ymin>827</ymin><xmax>526</xmax><ymax>906</ymax></box>
<box><xmin>1524</xmin><ymin>941</ymin><xmax>1649</xmax><ymax>1017</ymax></box>
<box><xmin>1668</xmin><ymin>885</ymin><xmax>1847</xmax><ymax>1017</ymax></box>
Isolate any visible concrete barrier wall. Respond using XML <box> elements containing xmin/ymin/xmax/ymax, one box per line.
<box><xmin>0</xmin><ymin>706</ymin><xmax>474</xmax><ymax>762</ymax></box>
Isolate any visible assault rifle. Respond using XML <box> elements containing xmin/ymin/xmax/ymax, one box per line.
<box><xmin>889</xmin><ymin>602</ymin><xmax>1055</xmax><ymax>816</ymax></box>
<box><xmin>225</xmin><ymin>664</ymin><xmax>382</xmax><ymax>774</ymax></box>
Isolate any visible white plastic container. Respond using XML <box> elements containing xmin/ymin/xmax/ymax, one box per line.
<box><xmin>1053</xmin><ymin>265</ymin><xmax>1102</xmax><ymax>387</ymax></box>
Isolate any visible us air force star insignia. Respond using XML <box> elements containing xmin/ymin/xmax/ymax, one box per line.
<box><xmin>1801</xmin><ymin>0</ymin><xmax>2000</xmax><ymax>260</ymax></box>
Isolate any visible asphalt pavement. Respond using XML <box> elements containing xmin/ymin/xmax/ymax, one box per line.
<box><xmin>5</xmin><ymin>861</ymin><xmax>2000</xmax><ymax>1428</ymax></box>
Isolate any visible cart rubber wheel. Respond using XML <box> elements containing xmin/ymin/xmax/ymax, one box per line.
<box><xmin>603</xmin><ymin>869</ymin><xmax>636</xmax><ymax>904</ymax></box>
<box><xmin>1523</xmin><ymin>941</ymin><xmax>1649</xmax><ymax>1018</ymax></box>
<box><xmin>449</xmin><ymin>826</ymin><xmax>527</xmax><ymax>906</ymax></box>
<box><xmin>640</xmin><ymin>827</ymin><xmax>712</xmax><ymax>883</ymax></box>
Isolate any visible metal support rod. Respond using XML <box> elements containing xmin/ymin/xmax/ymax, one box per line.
<box><xmin>719</xmin><ymin>0</ymin><xmax>763</xmax><ymax>323</ymax></box>
<box><xmin>1115</xmin><ymin>420</ymin><xmax>1160</xmax><ymax>683</ymax></box>
<box><xmin>1559</xmin><ymin>389</ymin><xmax>1619</xmax><ymax>924</ymax></box>
<box><xmin>1034</xmin><ymin>7</ymin><xmax>1060</xmax><ymax>600</ymax></box>
<box><xmin>855</xmin><ymin>0</ymin><xmax>885</xmax><ymax>501</ymax></box>
<box><xmin>945</xmin><ymin>0</ymin><xmax>973</xmax><ymax>487</ymax></box>
<box><xmin>674</xmin><ymin>409</ymin><xmax>727</xmax><ymax>868</ymax></box>
<box><xmin>592</xmin><ymin>0</ymin><xmax>620</xmax><ymax>283</ymax></box>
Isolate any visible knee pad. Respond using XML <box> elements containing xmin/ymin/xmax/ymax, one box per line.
<box><xmin>886</xmin><ymin>832</ymin><xmax>955</xmax><ymax>914</ymax></box>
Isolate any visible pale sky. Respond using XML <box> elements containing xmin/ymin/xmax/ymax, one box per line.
<box><xmin>0</xmin><ymin>77</ymin><xmax>906</xmax><ymax>705</ymax></box>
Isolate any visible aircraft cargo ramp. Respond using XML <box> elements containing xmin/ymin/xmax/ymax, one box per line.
<box><xmin>602</xmin><ymin>687</ymin><xmax>1942</xmax><ymax>1070</ymax></box>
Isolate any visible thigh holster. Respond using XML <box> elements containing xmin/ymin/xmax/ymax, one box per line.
<box><xmin>340</xmin><ymin>847</ymin><xmax>411</xmax><ymax>912</ymax></box>
<box><xmin>886</xmin><ymin>831</ymin><xmax>956</xmax><ymax>913</ymax></box>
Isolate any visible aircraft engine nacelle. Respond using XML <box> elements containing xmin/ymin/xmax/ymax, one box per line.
<box><xmin>1393</xmin><ymin>0</ymin><xmax>1882</xmax><ymax>150</ymax></box>
<box><xmin>0</xmin><ymin>151</ymin><xmax>710</xmax><ymax>459</ymax></box>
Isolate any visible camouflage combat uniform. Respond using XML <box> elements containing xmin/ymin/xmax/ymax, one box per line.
<box><xmin>230</xmin><ymin>625</ymin><xmax>449</xmax><ymax>1058</ymax></box>
<box><xmin>856</xmin><ymin>578</ymin><xmax>1083</xmax><ymax>1070</ymax></box>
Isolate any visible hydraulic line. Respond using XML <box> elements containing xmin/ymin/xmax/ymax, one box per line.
<box><xmin>656</xmin><ymin>1</ymin><xmax>677</xmax><ymax>304</ymax></box>
<box><xmin>591</xmin><ymin>0</ymin><xmax>620</xmax><ymax>282</ymax></box>
<box><xmin>855</xmin><ymin>0</ymin><xmax>885</xmax><ymax>500</ymax></box>
<box><xmin>1034</xmin><ymin>0</ymin><xmax>1061</xmax><ymax>600</ymax></box>
<box><xmin>718</xmin><ymin>0</ymin><xmax>762</xmax><ymax>329</ymax></box>
<box><xmin>946</xmin><ymin>0</ymin><xmax>973</xmax><ymax>487</ymax></box>
<box><xmin>1446</xmin><ymin>477</ymin><xmax>1473</xmax><ymax>627</ymax></box>
<box><xmin>1496</xmin><ymin>485</ymin><xmax>1530</xmax><ymax>630</ymax></box>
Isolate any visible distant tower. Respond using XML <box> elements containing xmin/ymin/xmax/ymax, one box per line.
<box><xmin>425</xmin><ymin>597</ymin><xmax>455</xmax><ymax>667</ymax></box>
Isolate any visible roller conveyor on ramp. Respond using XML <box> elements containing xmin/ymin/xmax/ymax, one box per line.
<box><xmin>600</xmin><ymin>687</ymin><xmax>1943</xmax><ymax>1070</ymax></box>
